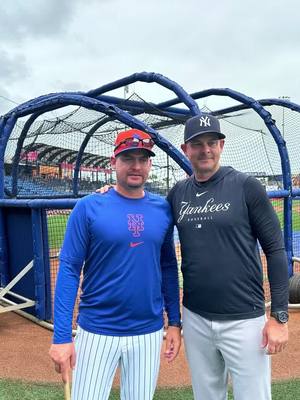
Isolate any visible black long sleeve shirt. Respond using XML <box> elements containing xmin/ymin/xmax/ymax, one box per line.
<box><xmin>167</xmin><ymin>166</ymin><xmax>289</xmax><ymax>320</ymax></box>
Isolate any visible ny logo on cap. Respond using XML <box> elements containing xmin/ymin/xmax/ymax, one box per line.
<box><xmin>199</xmin><ymin>116</ymin><xmax>211</xmax><ymax>128</ymax></box>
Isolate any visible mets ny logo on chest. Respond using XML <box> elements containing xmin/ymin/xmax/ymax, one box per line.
<box><xmin>127</xmin><ymin>214</ymin><xmax>144</xmax><ymax>237</ymax></box>
<box><xmin>177</xmin><ymin>198</ymin><xmax>231</xmax><ymax>223</ymax></box>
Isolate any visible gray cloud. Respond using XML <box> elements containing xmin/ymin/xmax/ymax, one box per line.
<box><xmin>0</xmin><ymin>0</ymin><xmax>300</xmax><ymax>114</ymax></box>
<box><xmin>0</xmin><ymin>0</ymin><xmax>82</xmax><ymax>41</ymax></box>
<box><xmin>0</xmin><ymin>85</ymin><xmax>19</xmax><ymax>114</ymax></box>
<box><xmin>0</xmin><ymin>49</ymin><xmax>29</xmax><ymax>83</ymax></box>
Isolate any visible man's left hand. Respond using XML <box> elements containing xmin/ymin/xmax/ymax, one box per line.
<box><xmin>164</xmin><ymin>326</ymin><xmax>181</xmax><ymax>363</ymax></box>
<box><xmin>261</xmin><ymin>318</ymin><xmax>288</xmax><ymax>354</ymax></box>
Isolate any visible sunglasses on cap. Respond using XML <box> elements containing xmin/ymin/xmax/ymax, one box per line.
<box><xmin>115</xmin><ymin>137</ymin><xmax>154</xmax><ymax>151</ymax></box>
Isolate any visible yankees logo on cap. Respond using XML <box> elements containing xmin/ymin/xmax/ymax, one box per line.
<box><xmin>184</xmin><ymin>113</ymin><xmax>226</xmax><ymax>143</ymax></box>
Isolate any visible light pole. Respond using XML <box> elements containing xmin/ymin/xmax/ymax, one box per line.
<box><xmin>279</xmin><ymin>95</ymin><xmax>290</xmax><ymax>138</ymax></box>
<box><xmin>124</xmin><ymin>85</ymin><xmax>129</xmax><ymax>99</ymax></box>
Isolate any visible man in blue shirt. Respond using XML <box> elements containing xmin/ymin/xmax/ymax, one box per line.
<box><xmin>49</xmin><ymin>129</ymin><xmax>181</xmax><ymax>400</ymax></box>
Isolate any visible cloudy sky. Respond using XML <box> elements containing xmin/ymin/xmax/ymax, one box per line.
<box><xmin>1</xmin><ymin>0</ymin><xmax>299</xmax><ymax>115</ymax></box>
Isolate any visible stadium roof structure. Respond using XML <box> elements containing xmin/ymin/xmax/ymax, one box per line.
<box><xmin>21</xmin><ymin>143</ymin><xmax>111</xmax><ymax>168</ymax></box>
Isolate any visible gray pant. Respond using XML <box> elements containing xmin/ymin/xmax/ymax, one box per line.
<box><xmin>183</xmin><ymin>307</ymin><xmax>271</xmax><ymax>400</ymax></box>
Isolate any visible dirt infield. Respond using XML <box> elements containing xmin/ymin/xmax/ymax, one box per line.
<box><xmin>1</xmin><ymin>311</ymin><xmax>300</xmax><ymax>387</ymax></box>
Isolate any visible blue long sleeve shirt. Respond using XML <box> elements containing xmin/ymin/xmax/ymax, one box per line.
<box><xmin>53</xmin><ymin>189</ymin><xmax>180</xmax><ymax>344</ymax></box>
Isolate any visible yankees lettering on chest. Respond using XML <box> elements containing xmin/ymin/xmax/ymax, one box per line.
<box><xmin>177</xmin><ymin>192</ymin><xmax>230</xmax><ymax>224</ymax></box>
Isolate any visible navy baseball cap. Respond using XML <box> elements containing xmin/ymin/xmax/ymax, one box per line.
<box><xmin>184</xmin><ymin>114</ymin><xmax>226</xmax><ymax>143</ymax></box>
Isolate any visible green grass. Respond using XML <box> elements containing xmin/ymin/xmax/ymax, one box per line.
<box><xmin>276</xmin><ymin>210</ymin><xmax>300</xmax><ymax>231</ymax></box>
<box><xmin>271</xmin><ymin>199</ymin><xmax>300</xmax><ymax>230</ymax></box>
<box><xmin>47</xmin><ymin>214</ymin><xmax>69</xmax><ymax>249</ymax></box>
<box><xmin>46</xmin><ymin>202</ymin><xmax>300</xmax><ymax>251</ymax></box>
<box><xmin>0</xmin><ymin>379</ymin><xmax>300</xmax><ymax>400</ymax></box>
<box><xmin>0</xmin><ymin>380</ymin><xmax>62</xmax><ymax>400</ymax></box>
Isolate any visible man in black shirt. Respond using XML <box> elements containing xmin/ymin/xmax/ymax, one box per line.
<box><xmin>167</xmin><ymin>113</ymin><xmax>289</xmax><ymax>400</ymax></box>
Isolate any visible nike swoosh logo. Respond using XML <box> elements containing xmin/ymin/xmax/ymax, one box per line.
<box><xmin>196</xmin><ymin>191</ymin><xmax>208</xmax><ymax>197</ymax></box>
<box><xmin>130</xmin><ymin>241</ymin><xmax>144</xmax><ymax>248</ymax></box>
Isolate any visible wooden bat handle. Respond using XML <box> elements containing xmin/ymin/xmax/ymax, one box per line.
<box><xmin>64</xmin><ymin>380</ymin><xmax>71</xmax><ymax>400</ymax></box>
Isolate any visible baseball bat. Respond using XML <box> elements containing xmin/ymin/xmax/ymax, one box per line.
<box><xmin>64</xmin><ymin>378</ymin><xmax>71</xmax><ymax>400</ymax></box>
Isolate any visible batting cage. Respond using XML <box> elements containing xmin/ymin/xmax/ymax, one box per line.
<box><xmin>0</xmin><ymin>71</ymin><xmax>300</xmax><ymax>330</ymax></box>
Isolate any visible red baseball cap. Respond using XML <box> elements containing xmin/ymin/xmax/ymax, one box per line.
<box><xmin>113</xmin><ymin>129</ymin><xmax>155</xmax><ymax>157</ymax></box>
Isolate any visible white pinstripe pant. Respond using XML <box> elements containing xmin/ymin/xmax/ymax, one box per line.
<box><xmin>71</xmin><ymin>326</ymin><xmax>163</xmax><ymax>400</ymax></box>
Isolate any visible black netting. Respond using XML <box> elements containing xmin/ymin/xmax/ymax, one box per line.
<box><xmin>5</xmin><ymin>96</ymin><xmax>299</xmax><ymax>199</ymax></box>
